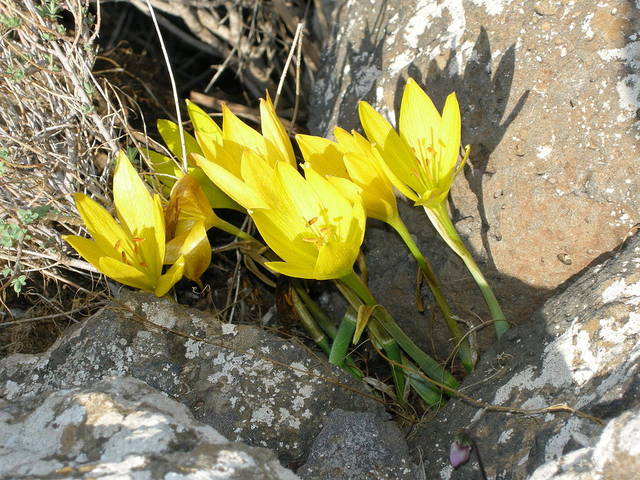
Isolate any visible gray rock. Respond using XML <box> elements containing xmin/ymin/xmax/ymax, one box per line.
<box><xmin>0</xmin><ymin>376</ymin><xmax>298</xmax><ymax>479</ymax></box>
<box><xmin>529</xmin><ymin>406</ymin><xmax>640</xmax><ymax>480</ymax></box>
<box><xmin>0</xmin><ymin>291</ymin><xmax>383</xmax><ymax>463</ymax></box>
<box><xmin>309</xmin><ymin>0</ymin><xmax>640</xmax><ymax>351</ymax></box>
<box><xmin>297</xmin><ymin>409</ymin><xmax>418</xmax><ymax>479</ymax></box>
<box><xmin>408</xmin><ymin>232</ymin><xmax>640</xmax><ymax>479</ymax></box>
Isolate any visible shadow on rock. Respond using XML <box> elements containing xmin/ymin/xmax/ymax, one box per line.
<box><xmin>403</xmin><ymin>26</ymin><xmax>529</xmax><ymax>271</ymax></box>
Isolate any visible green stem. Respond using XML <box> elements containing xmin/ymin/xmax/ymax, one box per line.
<box><xmin>289</xmin><ymin>287</ymin><xmax>331</xmax><ymax>356</ymax></box>
<box><xmin>339</xmin><ymin>271</ymin><xmax>459</xmax><ymax>390</ymax></box>
<box><xmin>215</xmin><ymin>218</ymin><xmax>255</xmax><ymax>241</ymax></box>
<box><xmin>368</xmin><ymin>317</ymin><xmax>407</xmax><ymax>402</ymax></box>
<box><xmin>389</xmin><ymin>215</ymin><xmax>474</xmax><ymax>372</ymax></box>
<box><xmin>293</xmin><ymin>284</ymin><xmax>362</xmax><ymax>379</ymax></box>
<box><xmin>425</xmin><ymin>202</ymin><xmax>509</xmax><ymax>338</ymax></box>
<box><xmin>402</xmin><ymin>355</ymin><xmax>444</xmax><ymax>407</ymax></box>
<box><xmin>329</xmin><ymin>308</ymin><xmax>357</xmax><ymax>366</ymax></box>
<box><xmin>292</xmin><ymin>282</ymin><xmax>338</xmax><ymax>339</ymax></box>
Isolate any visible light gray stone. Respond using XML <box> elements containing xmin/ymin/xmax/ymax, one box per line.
<box><xmin>408</xmin><ymin>232</ymin><xmax>640</xmax><ymax>479</ymax></box>
<box><xmin>529</xmin><ymin>406</ymin><xmax>640</xmax><ymax>480</ymax></box>
<box><xmin>0</xmin><ymin>376</ymin><xmax>298</xmax><ymax>479</ymax></box>
<box><xmin>0</xmin><ymin>291</ymin><xmax>383</xmax><ymax>463</ymax></box>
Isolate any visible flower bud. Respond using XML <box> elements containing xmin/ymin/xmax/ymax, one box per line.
<box><xmin>449</xmin><ymin>432</ymin><xmax>472</xmax><ymax>468</ymax></box>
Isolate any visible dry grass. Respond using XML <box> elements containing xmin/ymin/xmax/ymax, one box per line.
<box><xmin>0</xmin><ymin>0</ymin><xmax>319</xmax><ymax>357</ymax></box>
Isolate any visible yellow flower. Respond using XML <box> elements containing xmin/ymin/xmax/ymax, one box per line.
<box><xmin>358</xmin><ymin>77</ymin><xmax>469</xmax><ymax>208</ymax></box>
<box><xmin>189</xmin><ymin>95</ymin><xmax>296</xmax><ymax>210</ymax></box>
<box><xmin>142</xmin><ymin>118</ymin><xmax>241</xmax><ymax>211</ymax></box>
<box><xmin>252</xmin><ymin>162</ymin><xmax>366</xmax><ymax>280</ymax></box>
<box><xmin>164</xmin><ymin>174</ymin><xmax>218</xmax><ymax>282</ymax></box>
<box><xmin>63</xmin><ymin>152</ymin><xmax>185</xmax><ymax>296</ymax></box>
<box><xmin>296</xmin><ymin>128</ymin><xmax>399</xmax><ymax>224</ymax></box>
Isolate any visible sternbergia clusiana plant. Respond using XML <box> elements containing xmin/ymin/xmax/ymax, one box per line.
<box><xmin>296</xmin><ymin>128</ymin><xmax>474</xmax><ymax>372</ymax></box>
<box><xmin>63</xmin><ymin>152</ymin><xmax>185</xmax><ymax>297</ymax></box>
<box><xmin>358</xmin><ymin>78</ymin><xmax>509</xmax><ymax>338</ymax></box>
<box><xmin>183</xmin><ymin>93</ymin><xmax>458</xmax><ymax>394</ymax></box>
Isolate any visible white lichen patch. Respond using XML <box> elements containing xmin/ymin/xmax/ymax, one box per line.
<box><xmin>141</xmin><ymin>302</ymin><xmax>177</xmax><ymax>329</ymax></box>
<box><xmin>250</xmin><ymin>407</ymin><xmax>275</xmax><ymax>427</ymax></box>
<box><xmin>601</xmin><ymin>278</ymin><xmax>640</xmax><ymax>305</ymax></box>
<box><xmin>278</xmin><ymin>408</ymin><xmax>301</xmax><ymax>430</ymax></box>
<box><xmin>597</xmin><ymin>41</ymin><xmax>640</xmax><ymax>122</ymax></box>
<box><xmin>469</xmin><ymin>0</ymin><xmax>514</xmax><ymax>16</ymax></box>
<box><xmin>183</xmin><ymin>339</ymin><xmax>202</xmax><ymax>360</ymax></box>
<box><xmin>221</xmin><ymin>323</ymin><xmax>238</xmax><ymax>336</ymax></box>
<box><xmin>498</xmin><ymin>429</ymin><xmax>513</xmax><ymax>444</ymax></box>
<box><xmin>545</xmin><ymin>416</ymin><xmax>583</xmax><ymax>462</ymax></box>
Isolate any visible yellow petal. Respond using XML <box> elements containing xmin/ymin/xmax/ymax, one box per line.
<box><xmin>325</xmin><ymin>176</ymin><xmax>363</xmax><ymax>204</ymax></box>
<box><xmin>113</xmin><ymin>153</ymin><xmax>164</xmax><ymax>275</ymax></box>
<box><xmin>342</xmin><ymin>151</ymin><xmax>398</xmax><ymax>223</ymax></box>
<box><xmin>440</xmin><ymin>92</ymin><xmax>462</xmax><ymax>178</ymax></box>
<box><xmin>260</xmin><ymin>93</ymin><xmax>296</xmax><ymax>167</ymax></box>
<box><xmin>314</xmin><ymin>241</ymin><xmax>360</xmax><ymax>280</ymax></box>
<box><xmin>296</xmin><ymin>134</ymin><xmax>348</xmax><ymax>178</ymax></box>
<box><xmin>358</xmin><ymin>101</ymin><xmax>421</xmax><ymax>200</ymax></box>
<box><xmin>304</xmin><ymin>166</ymin><xmax>361</xmax><ymax>240</ymax></box>
<box><xmin>181</xmin><ymin>221</ymin><xmax>211</xmax><ymax>281</ymax></box>
<box><xmin>149</xmin><ymin>194</ymin><xmax>166</xmax><ymax>271</ymax></box>
<box><xmin>193</xmin><ymin>153</ymin><xmax>270</xmax><ymax>210</ymax></box>
<box><xmin>222</xmin><ymin>104</ymin><xmax>267</xmax><ymax>158</ymax></box>
<box><xmin>73</xmin><ymin>192</ymin><xmax>134</xmax><ymax>260</ymax></box>
<box><xmin>189</xmin><ymin>167</ymin><xmax>243</xmax><ymax>212</ymax></box>
<box><xmin>157</xmin><ymin>119</ymin><xmax>202</xmax><ymax>160</ymax></box>
<box><xmin>275</xmin><ymin>162</ymin><xmax>325</xmax><ymax>228</ymax></box>
<box><xmin>240</xmin><ymin>150</ymin><xmax>281</xmax><ymax>209</ymax></box>
<box><xmin>113</xmin><ymin>152</ymin><xmax>155</xmax><ymax>235</ymax></box>
<box><xmin>399</xmin><ymin>77</ymin><xmax>442</xmax><ymax>154</ymax></box>
<box><xmin>251</xmin><ymin>209</ymin><xmax>317</xmax><ymax>266</ymax></box>
<box><xmin>168</xmin><ymin>173</ymin><xmax>218</xmax><ymax>235</ymax></box>
<box><xmin>63</xmin><ymin>235</ymin><xmax>108</xmax><ymax>270</ymax></box>
<box><xmin>186</xmin><ymin>99</ymin><xmax>223</xmax><ymax>145</ymax></box>
<box><xmin>263</xmin><ymin>261</ymin><xmax>316</xmax><ymax>280</ymax></box>
<box><xmin>98</xmin><ymin>256</ymin><xmax>154</xmax><ymax>292</ymax></box>
<box><xmin>333</xmin><ymin>127</ymin><xmax>357</xmax><ymax>152</ymax></box>
<box><xmin>155</xmin><ymin>256</ymin><xmax>185</xmax><ymax>297</ymax></box>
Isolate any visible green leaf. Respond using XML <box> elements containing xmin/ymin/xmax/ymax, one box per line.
<box><xmin>11</xmin><ymin>275</ymin><xmax>26</xmax><ymax>294</ymax></box>
<box><xmin>18</xmin><ymin>206</ymin><xmax>51</xmax><ymax>224</ymax></box>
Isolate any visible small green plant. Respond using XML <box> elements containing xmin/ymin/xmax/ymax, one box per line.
<box><xmin>0</xmin><ymin>221</ymin><xmax>27</xmax><ymax>248</ymax></box>
<box><xmin>82</xmin><ymin>80</ymin><xmax>94</xmax><ymax>96</ymax></box>
<box><xmin>125</xmin><ymin>147</ymin><xmax>138</xmax><ymax>164</ymax></box>
<box><xmin>1</xmin><ymin>266</ymin><xmax>27</xmax><ymax>294</ymax></box>
<box><xmin>0</xmin><ymin>15</ymin><xmax>22</xmax><ymax>29</ymax></box>
<box><xmin>18</xmin><ymin>206</ymin><xmax>51</xmax><ymax>225</ymax></box>
<box><xmin>5</xmin><ymin>67</ymin><xmax>25</xmax><ymax>82</ymax></box>
<box><xmin>35</xmin><ymin>0</ymin><xmax>60</xmax><ymax>20</ymax></box>
<box><xmin>0</xmin><ymin>149</ymin><xmax>7</xmax><ymax>175</ymax></box>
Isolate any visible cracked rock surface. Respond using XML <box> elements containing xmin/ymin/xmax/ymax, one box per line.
<box><xmin>0</xmin><ymin>291</ymin><xmax>383</xmax><ymax>463</ymax></box>
<box><xmin>409</xmin><ymin>232</ymin><xmax>640</xmax><ymax>479</ymax></box>
<box><xmin>0</xmin><ymin>376</ymin><xmax>299</xmax><ymax>479</ymax></box>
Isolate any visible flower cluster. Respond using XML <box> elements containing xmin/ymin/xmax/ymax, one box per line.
<box><xmin>65</xmin><ymin>78</ymin><xmax>508</xmax><ymax>400</ymax></box>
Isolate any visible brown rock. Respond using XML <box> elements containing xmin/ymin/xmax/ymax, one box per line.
<box><xmin>309</xmin><ymin>0</ymin><xmax>640</xmax><ymax>355</ymax></box>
